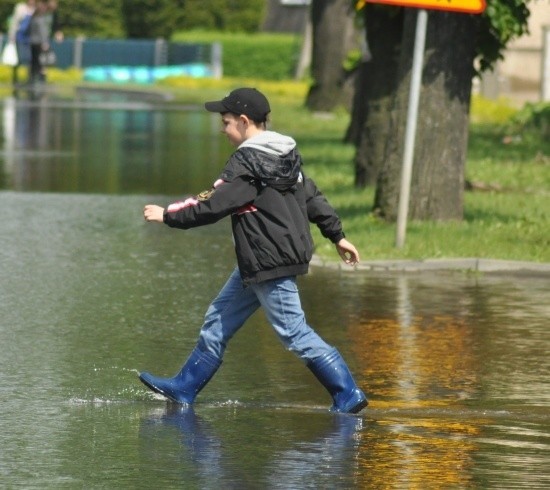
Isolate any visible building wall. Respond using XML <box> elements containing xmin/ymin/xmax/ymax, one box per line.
<box><xmin>495</xmin><ymin>0</ymin><xmax>550</xmax><ymax>102</ymax></box>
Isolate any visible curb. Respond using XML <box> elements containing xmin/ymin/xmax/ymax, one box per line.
<box><xmin>310</xmin><ymin>256</ymin><xmax>550</xmax><ymax>276</ymax></box>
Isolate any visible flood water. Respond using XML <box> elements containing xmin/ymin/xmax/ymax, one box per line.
<box><xmin>1</xmin><ymin>88</ymin><xmax>549</xmax><ymax>489</ymax></box>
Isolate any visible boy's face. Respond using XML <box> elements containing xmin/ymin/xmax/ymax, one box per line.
<box><xmin>220</xmin><ymin>113</ymin><xmax>246</xmax><ymax>147</ymax></box>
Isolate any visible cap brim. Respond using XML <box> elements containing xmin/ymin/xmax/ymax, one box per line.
<box><xmin>204</xmin><ymin>100</ymin><xmax>227</xmax><ymax>113</ymax></box>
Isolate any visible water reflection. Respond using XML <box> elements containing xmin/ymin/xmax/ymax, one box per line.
<box><xmin>139</xmin><ymin>405</ymin><xmax>365</xmax><ymax>488</ymax></box>
<box><xmin>359</xmin><ymin>417</ymin><xmax>480</xmax><ymax>488</ymax></box>
<box><xmin>0</xmin><ymin>88</ymin><xmax>225</xmax><ymax>195</ymax></box>
<box><xmin>322</xmin><ymin>271</ymin><xmax>550</xmax><ymax>409</ymax></box>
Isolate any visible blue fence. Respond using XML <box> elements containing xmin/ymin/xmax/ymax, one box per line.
<box><xmin>1</xmin><ymin>36</ymin><xmax>222</xmax><ymax>83</ymax></box>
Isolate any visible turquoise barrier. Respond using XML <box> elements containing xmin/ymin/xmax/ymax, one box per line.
<box><xmin>83</xmin><ymin>63</ymin><xmax>213</xmax><ymax>84</ymax></box>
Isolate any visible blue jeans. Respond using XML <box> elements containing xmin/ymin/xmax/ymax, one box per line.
<box><xmin>197</xmin><ymin>268</ymin><xmax>334</xmax><ymax>362</ymax></box>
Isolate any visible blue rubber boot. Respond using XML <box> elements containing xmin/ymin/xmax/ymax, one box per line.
<box><xmin>307</xmin><ymin>348</ymin><xmax>368</xmax><ymax>414</ymax></box>
<box><xmin>139</xmin><ymin>347</ymin><xmax>222</xmax><ymax>404</ymax></box>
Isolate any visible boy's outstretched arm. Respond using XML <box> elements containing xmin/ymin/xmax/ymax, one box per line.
<box><xmin>144</xmin><ymin>204</ymin><xmax>165</xmax><ymax>223</ymax></box>
<box><xmin>336</xmin><ymin>238</ymin><xmax>360</xmax><ymax>266</ymax></box>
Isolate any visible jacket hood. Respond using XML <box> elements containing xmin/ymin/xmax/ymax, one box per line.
<box><xmin>237</xmin><ymin>131</ymin><xmax>302</xmax><ymax>192</ymax></box>
<box><xmin>239</xmin><ymin>130</ymin><xmax>296</xmax><ymax>157</ymax></box>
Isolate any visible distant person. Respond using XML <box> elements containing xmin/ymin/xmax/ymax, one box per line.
<box><xmin>39</xmin><ymin>0</ymin><xmax>62</xmax><ymax>81</ymax></box>
<box><xmin>28</xmin><ymin>0</ymin><xmax>50</xmax><ymax>84</ymax></box>
<box><xmin>139</xmin><ymin>88</ymin><xmax>368</xmax><ymax>414</ymax></box>
<box><xmin>7</xmin><ymin>0</ymin><xmax>36</xmax><ymax>84</ymax></box>
<box><xmin>46</xmin><ymin>0</ymin><xmax>63</xmax><ymax>42</ymax></box>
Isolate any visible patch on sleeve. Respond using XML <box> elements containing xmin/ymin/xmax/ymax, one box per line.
<box><xmin>197</xmin><ymin>188</ymin><xmax>215</xmax><ymax>201</ymax></box>
<box><xmin>166</xmin><ymin>197</ymin><xmax>199</xmax><ymax>213</ymax></box>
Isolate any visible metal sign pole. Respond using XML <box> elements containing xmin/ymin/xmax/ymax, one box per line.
<box><xmin>542</xmin><ymin>26</ymin><xmax>550</xmax><ymax>102</ymax></box>
<box><xmin>395</xmin><ymin>8</ymin><xmax>428</xmax><ymax>248</ymax></box>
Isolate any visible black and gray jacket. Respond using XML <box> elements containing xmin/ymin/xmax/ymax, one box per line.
<box><xmin>163</xmin><ymin>130</ymin><xmax>345</xmax><ymax>284</ymax></box>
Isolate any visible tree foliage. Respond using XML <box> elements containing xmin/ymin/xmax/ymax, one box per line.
<box><xmin>476</xmin><ymin>0</ymin><xmax>530</xmax><ymax>73</ymax></box>
<box><xmin>122</xmin><ymin>0</ymin><xmax>185</xmax><ymax>39</ymax></box>
<box><xmin>0</xmin><ymin>0</ymin><xmax>265</xmax><ymax>39</ymax></box>
<box><xmin>178</xmin><ymin>0</ymin><xmax>265</xmax><ymax>32</ymax></box>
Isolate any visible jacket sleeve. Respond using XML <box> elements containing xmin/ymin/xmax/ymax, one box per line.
<box><xmin>304</xmin><ymin>175</ymin><xmax>345</xmax><ymax>243</ymax></box>
<box><xmin>163</xmin><ymin>177</ymin><xmax>258</xmax><ymax>229</ymax></box>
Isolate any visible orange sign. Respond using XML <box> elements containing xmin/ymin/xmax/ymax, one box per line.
<box><xmin>365</xmin><ymin>0</ymin><xmax>486</xmax><ymax>14</ymax></box>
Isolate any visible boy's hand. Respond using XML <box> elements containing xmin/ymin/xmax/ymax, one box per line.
<box><xmin>336</xmin><ymin>238</ymin><xmax>360</xmax><ymax>266</ymax></box>
<box><xmin>144</xmin><ymin>205</ymin><xmax>165</xmax><ymax>223</ymax></box>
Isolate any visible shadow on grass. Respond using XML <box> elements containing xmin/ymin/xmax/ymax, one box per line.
<box><xmin>463</xmin><ymin>206</ymin><xmax>525</xmax><ymax>225</ymax></box>
<box><xmin>468</xmin><ymin>124</ymin><xmax>549</xmax><ymax>162</ymax></box>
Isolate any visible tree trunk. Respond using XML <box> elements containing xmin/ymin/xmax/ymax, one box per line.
<box><xmin>346</xmin><ymin>5</ymin><xmax>404</xmax><ymax>187</ymax></box>
<box><xmin>374</xmin><ymin>10</ymin><xmax>479</xmax><ymax>221</ymax></box>
<box><xmin>306</xmin><ymin>0</ymin><xmax>357</xmax><ymax>111</ymax></box>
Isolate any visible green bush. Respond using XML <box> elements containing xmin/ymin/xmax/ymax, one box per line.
<box><xmin>508</xmin><ymin>102</ymin><xmax>550</xmax><ymax>139</ymax></box>
<box><xmin>173</xmin><ymin>30</ymin><xmax>303</xmax><ymax>80</ymax></box>
<box><xmin>181</xmin><ymin>0</ymin><xmax>265</xmax><ymax>32</ymax></box>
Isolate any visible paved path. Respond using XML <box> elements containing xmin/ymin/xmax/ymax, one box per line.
<box><xmin>311</xmin><ymin>256</ymin><xmax>550</xmax><ymax>276</ymax></box>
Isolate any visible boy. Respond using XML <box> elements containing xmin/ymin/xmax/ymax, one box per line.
<box><xmin>140</xmin><ymin>88</ymin><xmax>368</xmax><ymax>414</ymax></box>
